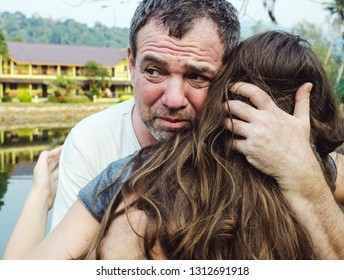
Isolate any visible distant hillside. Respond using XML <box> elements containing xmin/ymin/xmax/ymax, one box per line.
<box><xmin>0</xmin><ymin>11</ymin><xmax>286</xmax><ymax>49</ymax></box>
<box><xmin>0</xmin><ymin>11</ymin><xmax>129</xmax><ymax>48</ymax></box>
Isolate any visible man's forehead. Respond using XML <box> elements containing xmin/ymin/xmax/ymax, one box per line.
<box><xmin>136</xmin><ymin>18</ymin><xmax>224</xmax><ymax>60</ymax></box>
<box><xmin>140</xmin><ymin>53</ymin><xmax>220</xmax><ymax>75</ymax></box>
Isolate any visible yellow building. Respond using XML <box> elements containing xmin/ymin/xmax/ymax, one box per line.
<box><xmin>0</xmin><ymin>41</ymin><xmax>132</xmax><ymax>99</ymax></box>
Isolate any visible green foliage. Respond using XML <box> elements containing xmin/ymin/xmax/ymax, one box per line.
<box><xmin>1</xmin><ymin>94</ymin><xmax>12</xmax><ymax>102</ymax></box>
<box><xmin>48</xmin><ymin>95</ymin><xmax>89</xmax><ymax>103</ymax></box>
<box><xmin>89</xmin><ymin>83</ymin><xmax>101</xmax><ymax>98</ymax></box>
<box><xmin>0</xmin><ymin>172</ymin><xmax>9</xmax><ymax>211</ymax></box>
<box><xmin>119</xmin><ymin>94</ymin><xmax>134</xmax><ymax>102</ymax></box>
<box><xmin>83</xmin><ymin>61</ymin><xmax>102</xmax><ymax>77</ymax></box>
<box><xmin>17</xmin><ymin>92</ymin><xmax>32</xmax><ymax>102</ymax></box>
<box><xmin>0</xmin><ymin>12</ymin><xmax>128</xmax><ymax>48</ymax></box>
<box><xmin>0</xmin><ymin>28</ymin><xmax>8</xmax><ymax>57</ymax></box>
<box><xmin>324</xmin><ymin>0</ymin><xmax>344</xmax><ymax>21</ymax></box>
<box><xmin>335</xmin><ymin>80</ymin><xmax>344</xmax><ymax>102</ymax></box>
<box><xmin>291</xmin><ymin>22</ymin><xmax>340</xmax><ymax>83</ymax></box>
<box><xmin>50</xmin><ymin>75</ymin><xmax>79</xmax><ymax>97</ymax></box>
<box><xmin>83</xmin><ymin>61</ymin><xmax>110</xmax><ymax>98</ymax></box>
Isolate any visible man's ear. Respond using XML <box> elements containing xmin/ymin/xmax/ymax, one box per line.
<box><xmin>127</xmin><ymin>47</ymin><xmax>135</xmax><ymax>81</ymax></box>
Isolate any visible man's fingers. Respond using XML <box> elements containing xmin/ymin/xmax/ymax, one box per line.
<box><xmin>225</xmin><ymin>118</ymin><xmax>250</xmax><ymax>138</ymax></box>
<box><xmin>230</xmin><ymin>82</ymin><xmax>273</xmax><ymax>110</ymax></box>
<box><xmin>226</xmin><ymin>100</ymin><xmax>258</xmax><ymax>123</ymax></box>
<box><xmin>230</xmin><ymin>139</ymin><xmax>246</xmax><ymax>155</ymax></box>
<box><xmin>293</xmin><ymin>82</ymin><xmax>312</xmax><ymax>125</ymax></box>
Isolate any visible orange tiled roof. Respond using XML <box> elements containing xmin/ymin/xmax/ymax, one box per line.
<box><xmin>7</xmin><ymin>42</ymin><xmax>127</xmax><ymax>67</ymax></box>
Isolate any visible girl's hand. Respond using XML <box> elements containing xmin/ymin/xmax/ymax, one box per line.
<box><xmin>32</xmin><ymin>146</ymin><xmax>63</xmax><ymax>210</ymax></box>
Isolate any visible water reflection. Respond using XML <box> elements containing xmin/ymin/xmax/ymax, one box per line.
<box><xmin>0</xmin><ymin>126</ymin><xmax>69</xmax><ymax>256</ymax></box>
<box><xmin>0</xmin><ymin>127</ymin><xmax>70</xmax><ymax>211</ymax></box>
<box><xmin>0</xmin><ymin>172</ymin><xmax>8</xmax><ymax>211</ymax></box>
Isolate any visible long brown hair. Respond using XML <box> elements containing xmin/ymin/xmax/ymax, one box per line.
<box><xmin>91</xmin><ymin>31</ymin><xmax>344</xmax><ymax>259</ymax></box>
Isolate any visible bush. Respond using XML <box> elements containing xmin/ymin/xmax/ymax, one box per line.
<box><xmin>48</xmin><ymin>95</ymin><xmax>89</xmax><ymax>103</ymax></box>
<box><xmin>47</xmin><ymin>96</ymin><xmax>59</xmax><ymax>103</ymax></box>
<box><xmin>17</xmin><ymin>92</ymin><xmax>32</xmax><ymax>102</ymax></box>
<box><xmin>2</xmin><ymin>95</ymin><xmax>12</xmax><ymax>102</ymax></box>
<box><xmin>119</xmin><ymin>94</ymin><xmax>134</xmax><ymax>102</ymax></box>
<box><xmin>84</xmin><ymin>91</ymin><xmax>94</xmax><ymax>101</ymax></box>
<box><xmin>63</xmin><ymin>95</ymin><xmax>89</xmax><ymax>103</ymax></box>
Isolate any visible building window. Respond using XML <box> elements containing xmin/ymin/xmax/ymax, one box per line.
<box><xmin>61</xmin><ymin>66</ymin><xmax>68</xmax><ymax>75</ymax></box>
<box><xmin>32</xmin><ymin>84</ymin><xmax>39</xmax><ymax>90</ymax></box>
<box><xmin>76</xmin><ymin>67</ymin><xmax>82</xmax><ymax>76</ymax></box>
<box><xmin>10</xmin><ymin>84</ymin><xmax>17</xmax><ymax>90</ymax></box>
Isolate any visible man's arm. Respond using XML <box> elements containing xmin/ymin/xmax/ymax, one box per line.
<box><xmin>226</xmin><ymin>82</ymin><xmax>344</xmax><ymax>259</ymax></box>
<box><xmin>332</xmin><ymin>152</ymin><xmax>344</xmax><ymax>204</ymax></box>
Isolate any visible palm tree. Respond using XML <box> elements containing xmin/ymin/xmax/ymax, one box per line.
<box><xmin>50</xmin><ymin>75</ymin><xmax>79</xmax><ymax>97</ymax></box>
<box><xmin>83</xmin><ymin>61</ymin><xmax>110</xmax><ymax>98</ymax></box>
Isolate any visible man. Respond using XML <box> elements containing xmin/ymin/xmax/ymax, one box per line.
<box><xmin>51</xmin><ymin>0</ymin><xmax>240</xmax><ymax>229</ymax></box>
<box><xmin>51</xmin><ymin>0</ymin><xmax>344</xmax><ymax>258</ymax></box>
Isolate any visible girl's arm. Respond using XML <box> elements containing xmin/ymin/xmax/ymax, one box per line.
<box><xmin>24</xmin><ymin>200</ymin><xmax>100</xmax><ymax>259</ymax></box>
<box><xmin>3</xmin><ymin>146</ymin><xmax>100</xmax><ymax>259</ymax></box>
<box><xmin>3</xmin><ymin>146</ymin><xmax>61</xmax><ymax>259</ymax></box>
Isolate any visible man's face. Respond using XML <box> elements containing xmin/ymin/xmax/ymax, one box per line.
<box><xmin>129</xmin><ymin>18</ymin><xmax>224</xmax><ymax>142</ymax></box>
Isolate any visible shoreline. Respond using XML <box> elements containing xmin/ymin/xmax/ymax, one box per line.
<box><xmin>0</xmin><ymin>103</ymin><xmax>113</xmax><ymax>131</ymax></box>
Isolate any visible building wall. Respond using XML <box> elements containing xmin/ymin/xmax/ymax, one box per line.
<box><xmin>0</xmin><ymin>55</ymin><xmax>132</xmax><ymax>100</ymax></box>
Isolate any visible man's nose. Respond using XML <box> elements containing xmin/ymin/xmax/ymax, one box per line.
<box><xmin>161</xmin><ymin>78</ymin><xmax>188</xmax><ymax>110</ymax></box>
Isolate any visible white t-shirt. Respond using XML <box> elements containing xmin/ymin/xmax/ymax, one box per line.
<box><xmin>50</xmin><ymin>99</ymin><xmax>140</xmax><ymax>230</ymax></box>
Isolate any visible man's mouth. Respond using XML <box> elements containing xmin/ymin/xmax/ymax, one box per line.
<box><xmin>156</xmin><ymin>117</ymin><xmax>189</xmax><ymax>129</ymax></box>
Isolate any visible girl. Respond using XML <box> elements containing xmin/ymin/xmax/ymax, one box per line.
<box><xmin>4</xmin><ymin>31</ymin><xmax>344</xmax><ymax>260</ymax></box>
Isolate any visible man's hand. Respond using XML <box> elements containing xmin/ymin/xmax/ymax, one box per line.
<box><xmin>225</xmin><ymin>82</ymin><xmax>317</xmax><ymax>189</ymax></box>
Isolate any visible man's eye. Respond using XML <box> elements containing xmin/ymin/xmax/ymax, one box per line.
<box><xmin>188</xmin><ymin>73</ymin><xmax>206</xmax><ymax>81</ymax></box>
<box><xmin>145</xmin><ymin>68</ymin><xmax>159</xmax><ymax>76</ymax></box>
<box><xmin>142</xmin><ymin>67</ymin><xmax>165</xmax><ymax>83</ymax></box>
<box><xmin>187</xmin><ymin>73</ymin><xmax>211</xmax><ymax>88</ymax></box>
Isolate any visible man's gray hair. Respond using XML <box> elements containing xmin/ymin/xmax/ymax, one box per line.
<box><xmin>129</xmin><ymin>0</ymin><xmax>240</xmax><ymax>63</ymax></box>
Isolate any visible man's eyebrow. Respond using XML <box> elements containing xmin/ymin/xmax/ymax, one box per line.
<box><xmin>140</xmin><ymin>54</ymin><xmax>218</xmax><ymax>76</ymax></box>
<box><xmin>184</xmin><ymin>64</ymin><xmax>217</xmax><ymax>76</ymax></box>
<box><xmin>140</xmin><ymin>54</ymin><xmax>167</xmax><ymax>67</ymax></box>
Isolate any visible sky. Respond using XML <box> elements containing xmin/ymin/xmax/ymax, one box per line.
<box><xmin>1</xmin><ymin>0</ymin><xmax>330</xmax><ymax>29</ymax></box>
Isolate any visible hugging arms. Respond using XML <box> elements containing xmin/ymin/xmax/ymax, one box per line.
<box><xmin>4</xmin><ymin>30</ymin><xmax>344</xmax><ymax>260</ymax></box>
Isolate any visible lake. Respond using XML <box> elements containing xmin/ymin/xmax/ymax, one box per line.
<box><xmin>0</xmin><ymin>127</ymin><xmax>68</xmax><ymax>258</ymax></box>
<box><xmin>0</xmin><ymin>103</ymin><xmax>112</xmax><ymax>258</ymax></box>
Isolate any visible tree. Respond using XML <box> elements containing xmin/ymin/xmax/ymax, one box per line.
<box><xmin>292</xmin><ymin>22</ymin><xmax>339</xmax><ymax>83</ymax></box>
<box><xmin>322</xmin><ymin>0</ymin><xmax>344</xmax><ymax>67</ymax></box>
<box><xmin>0</xmin><ymin>11</ymin><xmax>129</xmax><ymax>48</ymax></box>
<box><xmin>83</xmin><ymin>61</ymin><xmax>110</xmax><ymax>99</ymax></box>
<box><xmin>257</xmin><ymin>0</ymin><xmax>344</xmax><ymax>90</ymax></box>
<box><xmin>0</xmin><ymin>29</ymin><xmax>8</xmax><ymax>57</ymax></box>
<box><xmin>50</xmin><ymin>75</ymin><xmax>79</xmax><ymax>97</ymax></box>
